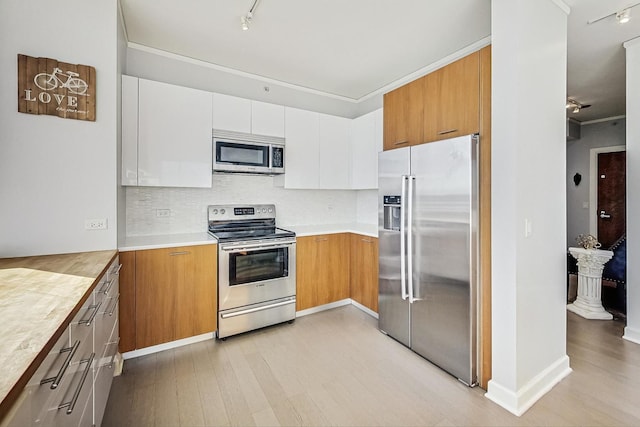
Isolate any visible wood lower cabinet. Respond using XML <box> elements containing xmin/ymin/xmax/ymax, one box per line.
<box><xmin>296</xmin><ymin>233</ymin><xmax>350</xmax><ymax>311</ymax></box>
<box><xmin>118</xmin><ymin>244</ymin><xmax>217</xmax><ymax>352</ymax></box>
<box><xmin>350</xmin><ymin>235</ymin><xmax>379</xmax><ymax>313</ymax></box>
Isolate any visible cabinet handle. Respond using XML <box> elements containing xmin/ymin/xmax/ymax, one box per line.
<box><xmin>78</xmin><ymin>301</ymin><xmax>102</xmax><ymax>327</ymax></box>
<box><xmin>394</xmin><ymin>140</ymin><xmax>409</xmax><ymax>146</ymax></box>
<box><xmin>108</xmin><ymin>295</ymin><xmax>120</xmax><ymax>317</ymax></box>
<box><xmin>437</xmin><ymin>129</ymin><xmax>458</xmax><ymax>135</ymax></box>
<box><xmin>315</xmin><ymin>237</ymin><xmax>328</xmax><ymax>242</ymax></box>
<box><xmin>58</xmin><ymin>352</ymin><xmax>94</xmax><ymax>415</ymax></box>
<box><xmin>169</xmin><ymin>251</ymin><xmax>190</xmax><ymax>256</ymax></box>
<box><xmin>41</xmin><ymin>340</ymin><xmax>80</xmax><ymax>389</ymax></box>
<box><xmin>111</xmin><ymin>263</ymin><xmax>123</xmax><ymax>276</ymax></box>
<box><xmin>100</xmin><ymin>276</ymin><xmax>117</xmax><ymax>295</ymax></box>
<box><xmin>361</xmin><ymin>238</ymin><xmax>373</xmax><ymax>243</ymax></box>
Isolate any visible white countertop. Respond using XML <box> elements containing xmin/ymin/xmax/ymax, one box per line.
<box><xmin>281</xmin><ymin>223</ymin><xmax>378</xmax><ymax>238</ymax></box>
<box><xmin>118</xmin><ymin>232</ymin><xmax>217</xmax><ymax>252</ymax></box>
<box><xmin>118</xmin><ymin>224</ymin><xmax>378</xmax><ymax>252</ymax></box>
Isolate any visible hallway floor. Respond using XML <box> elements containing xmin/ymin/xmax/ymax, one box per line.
<box><xmin>103</xmin><ymin>306</ymin><xmax>640</xmax><ymax>426</ymax></box>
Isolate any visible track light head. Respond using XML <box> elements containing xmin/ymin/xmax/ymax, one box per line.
<box><xmin>617</xmin><ymin>8</ymin><xmax>631</xmax><ymax>24</ymax></box>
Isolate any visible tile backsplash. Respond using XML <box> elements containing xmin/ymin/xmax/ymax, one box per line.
<box><xmin>125</xmin><ymin>174</ymin><xmax>375</xmax><ymax>236</ymax></box>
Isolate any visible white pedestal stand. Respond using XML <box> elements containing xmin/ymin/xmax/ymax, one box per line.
<box><xmin>567</xmin><ymin>247</ymin><xmax>614</xmax><ymax>320</ymax></box>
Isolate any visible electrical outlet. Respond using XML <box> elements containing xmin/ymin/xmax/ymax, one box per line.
<box><xmin>156</xmin><ymin>209</ymin><xmax>171</xmax><ymax>218</ymax></box>
<box><xmin>85</xmin><ymin>218</ymin><xmax>107</xmax><ymax>230</ymax></box>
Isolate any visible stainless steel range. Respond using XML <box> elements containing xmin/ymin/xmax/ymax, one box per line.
<box><xmin>208</xmin><ymin>204</ymin><xmax>296</xmax><ymax>339</ymax></box>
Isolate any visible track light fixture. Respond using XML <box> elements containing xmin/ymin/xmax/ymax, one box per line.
<box><xmin>566</xmin><ymin>99</ymin><xmax>591</xmax><ymax>114</ymax></box>
<box><xmin>240</xmin><ymin>0</ymin><xmax>260</xmax><ymax>31</ymax></box>
<box><xmin>587</xmin><ymin>2</ymin><xmax>639</xmax><ymax>24</ymax></box>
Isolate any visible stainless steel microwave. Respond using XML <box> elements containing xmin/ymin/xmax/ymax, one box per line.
<box><xmin>212</xmin><ymin>130</ymin><xmax>285</xmax><ymax>175</ymax></box>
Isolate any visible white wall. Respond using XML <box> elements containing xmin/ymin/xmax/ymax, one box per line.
<box><xmin>125</xmin><ymin>175</ymin><xmax>357</xmax><ymax>236</ymax></box>
<box><xmin>624</xmin><ymin>38</ymin><xmax>640</xmax><ymax>345</ymax></box>
<box><xmin>487</xmin><ymin>0</ymin><xmax>571</xmax><ymax>415</ymax></box>
<box><xmin>0</xmin><ymin>0</ymin><xmax>118</xmax><ymax>257</ymax></box>
<box><xmin>566</xmin><ymin>119</ymin><xmax>626</xmax><ymax>247</ymax></box>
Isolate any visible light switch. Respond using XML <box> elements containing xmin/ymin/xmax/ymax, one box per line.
<box><xmin>524</xmin><ymin>219</ymin><xmax>533</xmax><ymax>238</ymax></box>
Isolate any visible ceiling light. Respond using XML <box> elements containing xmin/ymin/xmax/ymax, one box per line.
<box><xmin>240</xmin><ymin>0</ymin><xmax>260</xmax><ymax>31</ymax></box>
<box><xmin>566</xmin><ymin>98</ymin><xmax>592</xmax><ymax>114</ymax></box>
<box><xmin>573</xmin><ymin>106</ymin><xmax>580</xmax><ymax>114</ymax></box>
<box><xmin>617</xmin><ymin>8</ymin><xmax>631</xmax><ymax>24</ymax></box>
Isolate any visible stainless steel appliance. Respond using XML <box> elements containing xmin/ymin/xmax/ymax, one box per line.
<box><xmin>213</xmin><ymin>130</ymin><xmax>285</xmax><ymax>175</ymax></box>
<box><xmin>208</xmin><ymin>204</ymin><xmax>296</xmax><ymax>338</ymax></box>
<box><xmin>378</xmin><ymin>134</ymin><xmax>479</xmax><ymax>386</ymax></box>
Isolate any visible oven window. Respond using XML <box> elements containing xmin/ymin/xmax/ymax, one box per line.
<box><xmin>216</xmin><ymin>141</ymin><xmax>268</xmax><ymax>166</ymax></box>
<box><xmin>229</xmin><ymin>247</ymin><xmax>288</xmax><ymax>286</ymax></box>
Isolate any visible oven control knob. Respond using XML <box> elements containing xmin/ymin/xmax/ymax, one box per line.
<box><xmin>268</xmin><ymin>208</ymin><xmax>273</xmax><ymax>213</ymax></box>
<box><xmin>262</xmin><ymin>208</ymin><xmax>267</xmax><ymax>213</ymax></box>
<box><xmin>220</xmin><ymin>209</ymin><xmax>226</xmax><ymax>214</ymax></box>
<box><xmin>212</xmin><ymin>209</ymin><xmax>218</xmax><ymax>214</ymax></box>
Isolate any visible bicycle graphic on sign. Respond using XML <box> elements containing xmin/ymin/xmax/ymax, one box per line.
<box><xmin>34</xmin><ymin>67</ymin><xmax>89</xmax><ymax>95</ymax></box>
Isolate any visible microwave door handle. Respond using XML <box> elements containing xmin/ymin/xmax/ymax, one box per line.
<box><xmin>268</xmin><ymin>145</ymin><xmax>273</xmax><ymax>170</ymax></box>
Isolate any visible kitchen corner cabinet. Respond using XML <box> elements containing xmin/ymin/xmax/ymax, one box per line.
<box><xmin>296</xmin><ymin>234</ymin><xmax>350</xmax><ymax>311</ymax></box>
<box><xmin>383</xmin><ymin>78</ymin><xmax>424</xmax><ymax>150</ymax></box>
<box><xmin>350</xmin><ymin>235</ymin><xmax>379</xmax><ymax>313</ymax></box>
<box><xmin>423</xmin><ymin>51</ymin><xmax>480</xmax><ymax>142</ymax></box>
<box><xmin>118</xmin><ymin>245</ymin><xmax>217</xmax><ymax>352</ymax></box>
<box><xmin>121</xmin><ymin>76</ymin><xmax>213</xmax><ymax>188</ymax></box>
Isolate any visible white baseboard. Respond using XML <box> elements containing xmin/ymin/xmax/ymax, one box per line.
<box><xmin>296</xmin><ymin>299</ymin><xmax>351</xmax><ymax>317</ymax></box>
<box><xmin>623</xmin><ymin>326</ymin><xmax>640</xmax><ymax>345</ymax></box>
<box><xmin>351</xmin><ymin>299</ymin><xmax>379</xmax><ymax>319</ymax></box>
<box><xmin>122</xmin><ymin>332</ymin><xmax>215</xmax><ymax>360</ymax></box>
<box><xmin>485</xmin><ymin>355</ymin><xmax>572</xmax><ymax>416</ymax></box>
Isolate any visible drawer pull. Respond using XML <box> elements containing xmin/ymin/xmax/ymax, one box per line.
<box><xmin>111</xmin><ymin>263</ymin><xmax>123</xmax><ymax>275</ymax></box>
<box><xmin>394</xmin><ymin>140</ymin><xmax>409</xmax><ymax>145</ymax></box>
<box><xmin>100</xmin><ymin>276</ymin><xmax>117</xmax><ymax>295</ymax></box>
<box><xmin>78</xmin><ymin>301</ymin><xmax>102</xmax><ymax>326</ymax></box>
<box><xmin>169</xmin><ymin>251</ymin><xmax>190</xmax><ymax>256</ymax></box>
<box><xmin>59</xmin><ymin>352</ymin><xmax>94</xmax><ymax>415</ymax></box>
<box><xmin>221</xmin><ymin>299</ymin><xmax>296</xmax><ymax>319</ymax></box>
<box><xmin>315</xmin><ymin>237</ymin><xmax>328</xmax><ymax>242</ymax></box>
<box><xmin>108</xmin><ymin>295</ymin><xmax>120</xmax><ymax>316</ymax></box>
<box><xmin>437</xmin><ymin>129</ymin><xmax>458</xmax><ymax>135</ymax></box>
<box><xmin>41</xmin><ymin>340</ymin><xmax>80</xmax><ymax>389</ymax></box>
<box><xmin>361</xmin><ymin>238</ymin><xmax>373</xmax><ymax>243</ymax></box>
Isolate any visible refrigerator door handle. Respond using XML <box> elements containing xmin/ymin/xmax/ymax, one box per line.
<box><xmin>408</xmin><ymin>175</ymin><xmax>416</xmax><ymax>304</ymax></box>
<box><xmin>400</xmin><ymin>175</ymin><xmax>408</xmax><ymax>300</ymax></box>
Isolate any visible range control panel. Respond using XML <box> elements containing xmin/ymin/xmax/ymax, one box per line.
<box><xmin>207</xmin><ymin>204</ymin><xmax>275</xmax><ymax>221</ymax></box>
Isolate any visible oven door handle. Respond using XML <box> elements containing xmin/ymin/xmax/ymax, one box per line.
<box><xmin>220</xmin><ymin>298</ymin><xmax>296</xmax><ymax>319</ymax></box>
<box><xmin>220</xmin><ymin>240</ymin><xmax>296</xmax><ymax>252</ymax></box>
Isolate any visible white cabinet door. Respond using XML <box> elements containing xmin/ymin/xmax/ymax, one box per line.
<box><xmin>138</xmin><ymin>79</ymin><xmax>212</xmax><ymax>188</ymax></box>
<box><xmin>212</xmin><ymin>93</ymin><xmax>251</xmax><ymax>133</ymax></box>
<box><xmin>282</xmin><ymin>107</ymin><xmax>320</xmax><ymax>189</ymax></box>
<box><xmin>251</xmin><ymin>100</ymin><xmax>285</xmax><ymax>137</ymax></box>
<box><xmin>319</xmin><ymin>114</ymin><xmax>351</xmax><ymax>189</ymax></box>
<box><xmin>350</xmin><ymin>108</ymin><xmax>383</xmax><ymax>189</ymax></box>
<box><xmin>121</xmin><ymin>75</ymin><xmax>139</xmax><ymax>186</ymax></box>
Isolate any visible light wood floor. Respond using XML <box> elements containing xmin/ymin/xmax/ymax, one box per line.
<box><xmin>103</xmin><ymin>306</ymin><xmax>640</xmax><ymax>426</ymax></box>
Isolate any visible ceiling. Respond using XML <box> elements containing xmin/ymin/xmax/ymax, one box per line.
<box><xmin>120</xmin><ymin>0</ymin><xmax>640</xmax><ymax>123</ymax></box>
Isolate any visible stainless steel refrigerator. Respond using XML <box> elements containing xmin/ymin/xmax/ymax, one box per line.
<box><xmin>378</xmin><ymin>134</ymin><xmax>479</xmax><ymax>386</ymax></box>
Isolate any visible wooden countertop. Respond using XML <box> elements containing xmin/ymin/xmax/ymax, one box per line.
<box><xmin>0</xmin><ymin>250</ymin><xmax>117</xmax><ymax>421</ymax></box>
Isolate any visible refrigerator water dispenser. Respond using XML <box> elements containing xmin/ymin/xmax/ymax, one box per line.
<box><xmin>383</xmin><ymin>195</ymin><xmax>401</xmax><ymax>231</ymax></box>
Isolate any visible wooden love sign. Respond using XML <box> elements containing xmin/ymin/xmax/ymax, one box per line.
<box><xmin>17</xmin><ymin>54</ymin><xmax>96</xmax><ymax>121</ymax></box>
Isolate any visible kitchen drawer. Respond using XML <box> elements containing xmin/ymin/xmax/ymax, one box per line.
<box><xmin>95</xmin><ymin>290</ymin><xmax>119</xmax><ymax>363</ymax></box>
<box><xmin>95</xmin><ymin>257</ymin><xmax>120</xmax><ymax>305</ymax></box>
<box><xmin>32</xmin><ymin>331</ymin><xmax>94</xmax><ymax>426</ymax></box>
<box><xmin>96</xmin><ymin>305</ymin><xmax>119</xmax><ymax>369</ymax></box>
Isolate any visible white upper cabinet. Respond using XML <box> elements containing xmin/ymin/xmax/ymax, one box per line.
<box><xmin>137</xmin><ymin>78</ymin><xmax>212</xmax><ymax>188</ymax></box>
<box><xmin>319</xmin><ymin>114</ymin><xmax>351</xmax><ymax>189</ymax></box>
<box><xmin>280</xmin><ymin>107</ymin><xmax>320</xmax><ymax>189</ymax></box>
<box><xmin>121</xmin><ymin>75</ymin><xmax>139</xmax><ymax>186</ymax></box>
<box><xmin>212</xmin><ymin>93</ymin><xmax>251</xmax><ymax>133</ymax></box>
<box><xmin>351</xmin><ymin>108</ymin><xmax>383</xmax><ymax>189</ymax></box>
<box><xmin>251</xmin><ymin>100</ymin><xmax>285</xmax><ymax>137</ymax></box>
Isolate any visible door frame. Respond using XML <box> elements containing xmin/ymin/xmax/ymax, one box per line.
<box><xmin>589</xmin><ymin>145</ymin><xmax>626</xmax><ymax>238</ymax></box>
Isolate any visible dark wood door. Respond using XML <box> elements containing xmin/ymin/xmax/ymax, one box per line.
<box><xmin>597</xmin><ymin>151</ymin><xmax>626</xmax><ymax>248</ymax></box>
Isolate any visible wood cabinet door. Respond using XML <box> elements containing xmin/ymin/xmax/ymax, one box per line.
<box><xmin>135</xmin><ymin>245</ymin><xmax>217</xmax><ymax>349</ymax></box>
<box><xmin>118</xmin><ymin>251</ymin><xmax>136</xmax><ymax>353</ymax></box>
<box><xmin>296</xmin><ymin>236</ymin><xmax>319</xmax><ymax>311</ymax></box>
<box><xmin>318</xmin><ymin>233</ymin><xmax>351</xmax><ymax>305</ymax></box>
<box><xmin>423</xmin><ymin>52</ymin><xmax>480</xmax><ymax>143</ymax></box>
<box><xmin>350</xmin><ymin>235</ymin><xmax>379</xmax><ymax>313</ymax></box>
<box><xmin>383</xmin><ymin>78</ymin><xmax>424</xmax><ymax>150</ymax></box>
